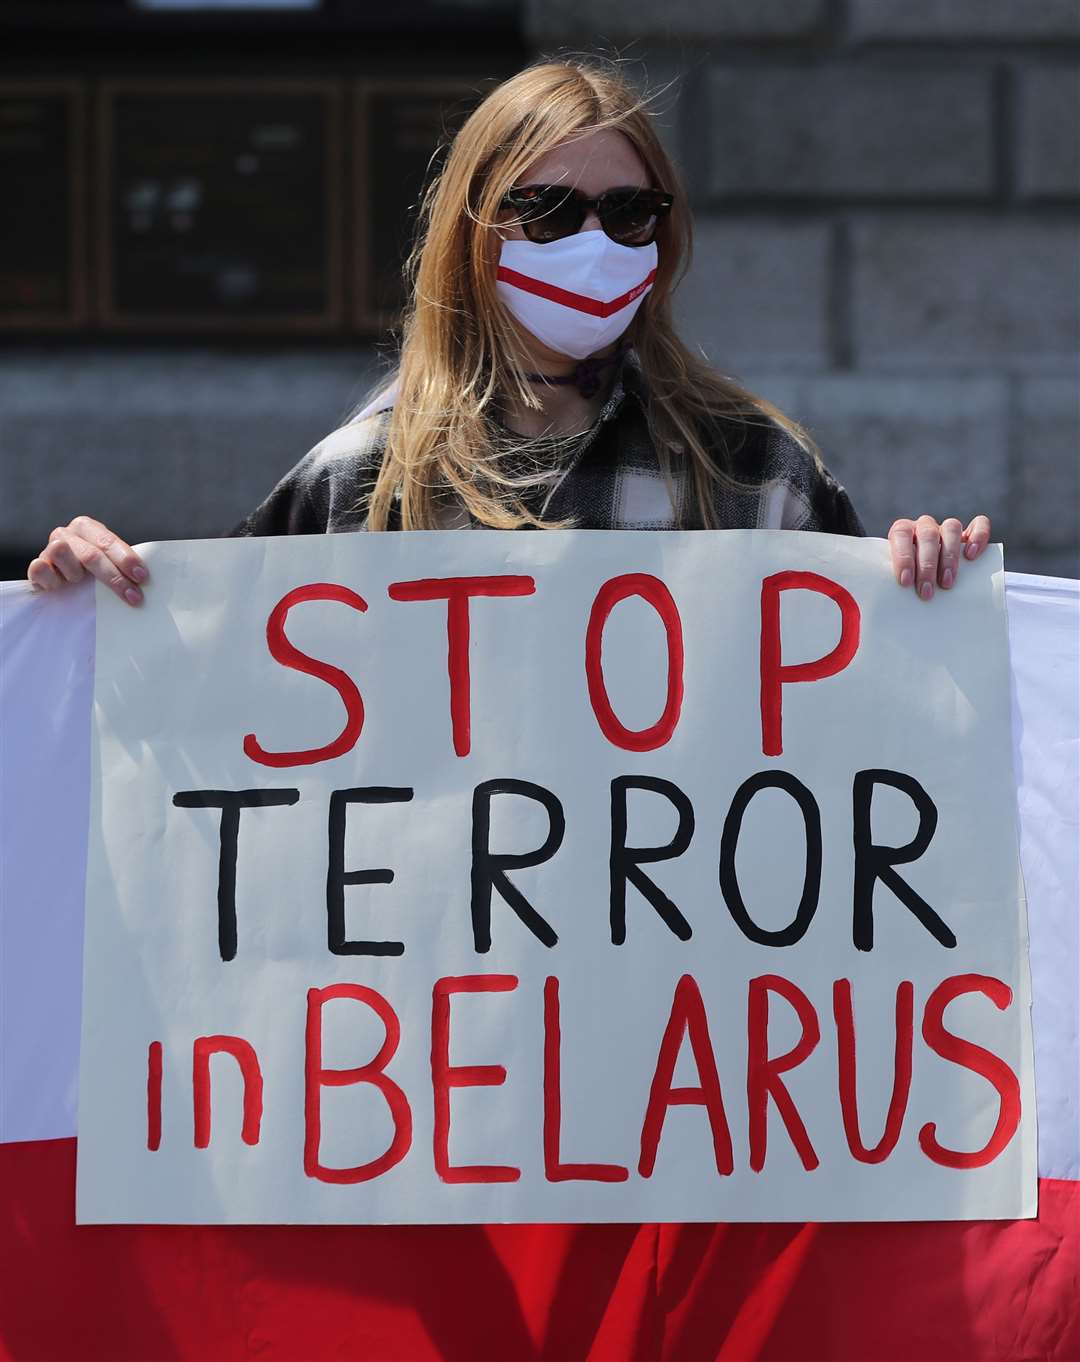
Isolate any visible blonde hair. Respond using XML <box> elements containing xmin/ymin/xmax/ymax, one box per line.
<box><xmin>358</xmin><ymin>53</ymin><xmax>826</xmax><ymax>531</ymax></box>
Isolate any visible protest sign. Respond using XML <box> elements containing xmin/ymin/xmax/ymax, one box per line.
<box><xmin>76</xmin><ymin>530</ymin><xmax>1036</xmax><ymax>1224</ymax></box>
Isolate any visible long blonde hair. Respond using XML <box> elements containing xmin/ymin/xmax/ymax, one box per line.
<box><xmin>359</xmin><ymin>53</ymin><xmax>825</xmax><ymax>531</ymax></box>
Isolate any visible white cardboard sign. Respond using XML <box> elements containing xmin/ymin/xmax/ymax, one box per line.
<box><xmin>76</xmin><ymin>531</ymin><xmax>1036</xmax><ymax>1224</ymax></box>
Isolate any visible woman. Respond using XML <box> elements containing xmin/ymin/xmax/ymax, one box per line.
<box><xmin>27</xmin><ymin>56</ymin><xmax>990</xmax><ymax>602</ymax></box>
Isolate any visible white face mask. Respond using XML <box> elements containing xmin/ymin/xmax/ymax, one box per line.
<box><xmin>495</xmin><ymin>230</ymin><xmax>658</xmax><ymax>362</ymax></box>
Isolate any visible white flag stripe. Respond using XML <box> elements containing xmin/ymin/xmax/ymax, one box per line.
<box><xmin>0</xmin><ymin>577</ymin><xmax>94</xmax><ymax>1144</ymax></box>
<box><xmin>1006</xmin><ymin>575</ymin><xmax>1080</xmax><ymax>1180</ymax></box>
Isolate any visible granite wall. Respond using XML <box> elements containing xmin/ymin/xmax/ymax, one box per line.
<box><xmin>3</xmin><ymin>1</ymin><xmax>1077</xmax><ymax>575</ymax></box>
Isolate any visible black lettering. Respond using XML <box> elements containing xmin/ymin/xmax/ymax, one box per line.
<box><xmin>471</xmin><ymin>779</ymin><xmax>563</xmax><ymax>952</ymax></box>
<box><xmin>609</xmin><ymin>776</ymin><xmax>694</xmax><ymax>944</ymax></box>
<box><xmin>327</xmin><ymin>787</ymin><xmax>414</xmax><ymax>956</ymax></box>
<box><xmin>719</xmin><ymin>771</ymin><xmax>821</xmax><ymax>947</ymax></box>
<box><xmin>172</xmin><ymin>788</ymin><xmax>300</xmax><ymax>961</ymax></box>
<box><xmin>852</xmin><ymin>768</ymin><xmax>954</xmax><ymax>951</ymax></box>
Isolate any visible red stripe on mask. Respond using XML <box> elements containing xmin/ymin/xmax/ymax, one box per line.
<box><xmin>496</xmin><ymin>265</ymin><xmax>657</xmax><ymax>317</ymax></box>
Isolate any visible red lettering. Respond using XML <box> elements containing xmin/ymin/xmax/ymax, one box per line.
<box><xmin>834</xmin><ymin>978</ymin><xmax>913</xmax><ymax>1164</ymax></box>
<box><xmin>919</xmin><ymin>973</ymin><xmax>1021</xmax><ymax>1169</ymax></box>
<box><xmin>431</xmin><ymin>974</ymin><xmax>520</xmax><ymax>1183</ymax></box>
<box><xmin>585</xmin><ymin>573</ymin><xmax>684</xmax><ymax>752</ymax></box>
<box><xmin>747</xmin><ymin>974</ymin><xmax>820</xmax><ymax>1171</ymax></box>
<box><xmin>388</xmin><ymin>576</ymin><xmax>535</xmax><ymax>757</ymax></box>
<box><xmin>147</xmin><ymin>1040</ymin><xmax>162</xmax><ymax>1151</ymax></box>
<box><xmin>543</xmin><ymin>977</ymin><xmax>628</xmax><ymax>1182</ymax></box>
<box><xmin>192</xmin><ymin>1035</ymin><xmax>263</xmax><ymax>1148</ymax></box>
<box><xmin>244</xmin><ymin>583</ymin><xmax>367</xmax><ymax>768</ymax></box>
<box><xmin>639</xmin><ymin>974</ymin><xmax>733</xmax><ymax>1177</ymax></box>
<box><xmin>759</xmin><ymin>571</ymin><xmax>860</xmax><ymax>758</ymax></box>
<box><xmin>304</xmin><ymin>983</ymin><xmax>412</xmax><ymax>1183</ymax></box>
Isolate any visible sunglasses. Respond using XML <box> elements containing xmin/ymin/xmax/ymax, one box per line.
<box><xmin>498</xmin><ymin>183</ymin><xmax>674</xmax><ymax>247</ymax></box>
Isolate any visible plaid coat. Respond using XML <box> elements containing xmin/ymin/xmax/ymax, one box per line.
<box><xmin>228</xmin><ymin>346</ymin><xmax>866</xmax><ymax>538</ymax></box>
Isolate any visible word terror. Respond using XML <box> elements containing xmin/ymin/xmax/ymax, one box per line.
<box><xmin>171</xmin><ymin>767</ymin><xmax>954</xmax><ymax>960</ymax></box>
<box><xmin>146</xmin><ymin>972</ymin><xmax>1021</xmax><ymax>1178</ymax></box>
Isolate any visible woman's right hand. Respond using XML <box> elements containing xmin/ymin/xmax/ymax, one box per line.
<box><xmin>27</xmin><ymin>516</ymin><xmax>149</xmax><ymax>607</ymax></box>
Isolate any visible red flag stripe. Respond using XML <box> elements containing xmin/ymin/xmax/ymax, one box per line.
<box><xmin>495</xmin><ymin>265</ymin><xmax>657</xmax><ymax>317</ymax></box>
<box><xmin>0</xmin><ymin>1138</ymin><xmax>1076</xmax><ymax>1362</ymax></box>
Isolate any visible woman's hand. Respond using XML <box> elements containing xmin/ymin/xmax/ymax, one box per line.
<box><xmin>27</xmin><ymin>516</ymin><xmax>149</xmax><ymax>607</ymax></box>
<box><xmin>887</xmin><ymin>515</ymin><xmax>992</xmax><ymax>601</ymax></box>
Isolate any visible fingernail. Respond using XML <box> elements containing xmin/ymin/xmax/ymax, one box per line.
<box><xmin>919</xmin><ymin>582</ymin><xmax>933</xmax><ymax>601</ymax></box>
<box><xmin>124</xmin><ymin>587</ymin><xmax>142</xmax><ymax>605</ymax></box>
<box><xmin>941</xmin><ymin>568</ymin><xmax>954</xmax><ymax>588</ymax></box>
<box><xmin>131</xmin><ymin>565</ymin><xmax>148</xmax><ymax>583</ymax></box>
<box><xmin>900</xmin><ymin>568</ymin><xmax>913</xmax><ymax>587</ymax></box>
<box><xmin>965</xmin><ymin>543</ymin><xmax>978</xmax><ymax>559</ymax></box>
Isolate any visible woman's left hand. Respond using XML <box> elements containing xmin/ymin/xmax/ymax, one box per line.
<box><xmin>887</xmin><ymin>515</ymin><xmax>993</xmax><ymax>601</ymax></box>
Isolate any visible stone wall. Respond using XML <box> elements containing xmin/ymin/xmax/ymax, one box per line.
<box><xmin>3</xmin><ymin>2</ymin><xmax>1077</xmax><ymax>577</ymax></box>
<box><xmin>528</xmin><ymin>0</ymin><xmax>1080</xmax><ymax>575</ymax></box>
<box><xmin>1</xmin><ymin>349</ymin><xmax>385</xmax><ymax>561</ymax></box>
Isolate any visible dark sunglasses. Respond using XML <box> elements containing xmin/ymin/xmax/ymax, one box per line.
<box><xmin>498</xmin><ymin>183</ymin><xmax>674</xmax><ymax>247</ymax></box>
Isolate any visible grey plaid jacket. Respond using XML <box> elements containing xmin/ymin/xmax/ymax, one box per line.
<box><xmin>228</xmin><ymin>346</ymin><xmax>866</xmax><ymax>538</ymax></box>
